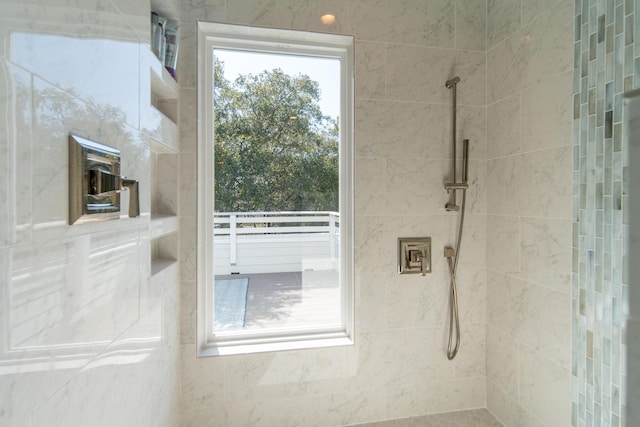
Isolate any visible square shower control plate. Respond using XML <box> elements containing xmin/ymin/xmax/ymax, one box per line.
<box><xmin>398</xmin><ymin>237</ymin><xmax>431</xmax><ymax>275</ymax></box>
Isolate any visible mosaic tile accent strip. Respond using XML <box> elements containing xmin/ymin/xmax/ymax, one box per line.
<box><xmin>572</xmin><ymin>0</ymin><xmax>634</xmax><ymax>426</ymax></box>
<box><xmin>346</xmin><ymin>409</ymin><xmax>503</xmax><ymax>427</ymax></box>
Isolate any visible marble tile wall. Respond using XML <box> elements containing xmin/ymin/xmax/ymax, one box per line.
<box><xmin>485</xmin><ymin>0</ymin><xmax>574</xmax><ymax>426</ymax></box>
<box><xmin>572</xmin><ymin>0</ymin><xmax>637</xmax><ymax>426</ymax></box>
<box><xmin>0</xmin><ymin>0</ymin><xmax>180</xmax><ymax>426</ymax></box>
<box><xmin>177</xmin><ymin>1</ymin><xmax>488</xmax><ymax>425</ymax></box>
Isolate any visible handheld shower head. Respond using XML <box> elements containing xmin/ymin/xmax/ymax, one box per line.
<box><xmin>445</xmin><ymin>76</ymin><xmax>461</xmax><ymax>89</ymax></box>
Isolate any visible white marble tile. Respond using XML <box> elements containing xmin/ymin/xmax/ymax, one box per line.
<box><xmin>177</xmin><ymin>24</ymin><xmax>197</xmax><ymax>89</ymax></box>
<box><xmin>452</xmin><ymin>322</ymin><xmax>486</xmax><ymax>378</ymax></box>
<box><xmin>355</xmin><ymin>100</ymin><xmax>450</xmax><ymax>159</ymax></box>
<box><xmin>354</xmin><ymin>214</ymin><xmax>453</xmax><ymax>275</ymax></box>
<box><xmin>486</xmin><ymin>269</ymin><xmax>523</xmax><ymax>333</ymax></box>
<box><xmin>487</xmin><ymin>0</ymin><xmax>573</xmax><ymax>103</ymax></box>
<box><xmin>180</xmin><ymin>344</ymin><xmax>225</xmax><ymax>408</ymax></box>
<box><xmin>518</xmin><ymin>349</ymin><xmax>571</xmax><ymax>426</ymax></box>
<box><xmin>0</xmin><ymin>0</ymin><xmax>140</xmax><ymax>57</ymax></box>
<box><xmin>432</xmin><ymin>376</ymin><xmax>485</xmax><ymax>413</ymax></box>
<box><xmin>487</xmin><ymin>271</ymin><xmax>571</xmax><ymax>366</ymax></box>
<box><xmin>386</xmin><ymin>46</ymin><xmax>486</xmax><ymax>106</ymax></box>
<box><xmin>7</xmin><ymin>231</ymin><xmax>139</xmax><ymax>350</ymax></box>
<box><xmin>522</xmin><ymin>0</ymin><xmax>568</xmax><ymax>26</ymax></box>
<box><xmin>224</xmin><ymin>388</ymin><xmax>385</xmax><ymax>427</ymax></box>
<box><xmin>386</xmin><ymin>158</ymin><xmax>451</xmax><ymax>215</ymax></box>
<box><xmin>30</xmin><ymin>77</ymin><xmax>76</xmax><ymax>232</ymax></box>
<box><xmin>386</xmin><ymin>44</ymin><xmax>441</xmax><ymax>104</ymax></box>
<box><xmin>180</xmin><ymin>280</ymin><xmax>196</xmax><ymax>345</ymax></box>
<box><xmin>181</xmin><ymin>402</ymin><xmax>227</xmax><ymax>427</ymax></box>
<box><xmin>520</xmin><ymin>217</ymin><xmax>572</xmax><ymax>294</ymax></box>
<box><xmin>180</xmin><ymin>216</ymin><xmax>197</xmax><ymax>281</ymax></box>
<box><xmin>356</xmin><ymin>157</ymin><xmax>452</xmax><ymax>216</ymax></box>
<box><xmin>354</xmin><ymin>270</ymin><xmax>388</xmax><ymax>332</ymax></box>
<box><xmin>178</xmin><ymin>152</ymin><xmax>196</xmax><ymax>216</ymax></box>
<box><xmin>354</xmin><ymin>157</ymin><xmax>388</xmax><ymax>217</ymax></box>
<box><xmin>162</xmin><ymin>273</ymin><xmax>181</xmax><ymax>349</ymax></box>
<box><xmin>456</xmin><ymin>214</ymin><xmax>487</xmax><ymax>270</ymax></box>
<box><xmin>450</xmin><ymin>51</ymin><xmax>487</xmax><ymax>107</ymax></box>
<box><xmin>30</xmin><ymin>307</ymin><xmax>176</xmax><ymax>427</ymax></box>
<box><xmin>0</xmin><ymin>59</ymin><xmax>32</xmax><ymax>246</ymax></box>
<box><xmin>355</xmin><ymin>41</ymin><xmax>385</xmax><ymax>100</ymax></box>
<box><xmin>0</xmin><ymin>344</ymin><xmax>78</xmax><ymax>427</ymax></box>
<box><xmin>0</xmin><ymin>62</ymin><xmax>9</xmax><ymax>248</ymax></box>
<box><xmin>7</xmin><ymin>17</ymin><xmax>141</xmax><ymax>129</ymax></box>
<box><xmin>176</xmin><ymin>0</ymin><xmax>225</xmax><ymax>23</ymax></box>
<box><xmin>486</xmin><ymin>380</ymin><xmax>544</xmax><ymax>427</ymax></box>
<box><xmin>486</xmin><ymin>0</ymin><xmax>521</xmax><ymax>49</ymax></box>
<box><xmin>141</xmin><ymin>236</ymin><xmax>164</xmax><ymax>314</ymax></box>
<box><xmin>515</xmin><ymin>146</ymin><xmax>572</xmax><ymax>219</ymax></box>
<box><xmin>385</xmin><ymin>380</ymin><xmax>439</xmax><ymax>419</ymax></box>
<box><xmin>465</xmin><ymin>160</ymin><xmax>487</xmax><ymax>215</ymax></box>
<box><xmin>226</xmin><ymin>0</ymin><xmax>349</xmax><ymax>35</ymax></box>
<box><xmin>458</xmin><ymin>105</ymin><xmax>487</xmax><ymax>161</ymax></box>
<box><xmin>385</xmin><ymin>270</ymin><xmax>450</xmax><ymax>329</ymax></box>
<box><xmin>486</xmin><ymin>214</ymin><xmax>520</xmax><ymax>275</ymax></box>
<box><xmin>179</xmin><ymin>87</ymin><xmax>197</xmax><ymax>153</ymax></box>
<box><xmin>224</xmin><ymin>345</ymin><xmax>350</xmax><ymax>401</ymax></box>
<box><xmin>487</xmin><ymin>93</ymin><xmax>520</xmax><ymax>159</ymax></box>
<box><xmin>486</xmin><ymin>156</ymin><xmax>519</xmax><ymax>216</ymax></box>
<box><xmin>353</xmin><ymin>215</ymin><xmax>390</xmax><ymax>274</ymax></box>
<box><xmin>110</xmin><ymin>0</ymin><xmax>150</xmax><ymax>44</ymax></box>
<box><xmin>486</xmin><ymin>324</ymin><xmax>518</xmax><ymax>399</ymax></box>
<box><xmin>520</xmin><ymin>70</ymin><xmax>573</xmax><ymax>152</ymax></box>
<box><xmin>517</xmin><ymin>288</ymin><xmax>571</xmax><ymax>368</ymax></box>
<box><xmin>1</xmin><ymin>1</ymin><xmax>181</xmax><ymax>426</ymax></box>
<box><xmin>455</xmin><ymin>267</ymin><xmax>487</xmax><ymax>324</ymax></box>
<box><xmin>348</xmin><ymin>328</ymin><xmax>454</xmax><ymax>390</ymax></box>
<box><xmin>18</xmin><ymin>260</ymin><xmax>177</xmax><ymax>426</ymax></box>
<box><xmin>348</xmin><ymin>0</ymin><xmax>454</xmax><ymax>47</ymax></box>
<box><xmin>155</xmin><ymin>153</ymin><xmax>179</xmax><ymax>215</ymax></box>
<box><xmin>455</xmin><ymin>0</ymin><xmax>487</xmax><ymax>51</ymax></box>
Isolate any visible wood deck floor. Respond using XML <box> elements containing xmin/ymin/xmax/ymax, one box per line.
<box><xmin>215</xmin><ymin>270</ymin><xmax>340</xmax><ymax>331</ymax></box>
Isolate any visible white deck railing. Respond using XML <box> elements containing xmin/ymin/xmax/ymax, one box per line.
<box><xmin>213</xmin><ymin>211</ymin><xmax>339</xmax><ymax>275</ymax></box>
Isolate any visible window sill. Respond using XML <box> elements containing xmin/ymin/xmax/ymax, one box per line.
<box><xmin>198</xmin><ymin>334</ymin><xmax>353</xmax><ymax>357</ymax></box>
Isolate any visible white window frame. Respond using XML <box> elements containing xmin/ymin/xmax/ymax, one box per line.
<box><xmin>196</xmin><ymin>22</ymin><xmax>354</xmax><ymax>356</ymax></box>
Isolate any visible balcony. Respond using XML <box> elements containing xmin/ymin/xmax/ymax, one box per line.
<box><xmin>213</xmin><ymin>212</ymin><xmax>340</xmax><ymax>331</ymax></box>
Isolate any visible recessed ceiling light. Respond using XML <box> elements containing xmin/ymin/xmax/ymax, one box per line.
<box><xmin>321</xmin><ymin>14</ymin><xmax>336</xmax><ymax>25</ymax></box>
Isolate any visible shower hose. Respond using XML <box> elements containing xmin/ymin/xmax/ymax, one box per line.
<box><xmin>446</xmin><ymin>188</ymin><xmax>465</xmax><ymax>360</ymax></box>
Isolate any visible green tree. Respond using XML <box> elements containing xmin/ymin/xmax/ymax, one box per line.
<box><xmin>213</xmin><ymin>58</ymin><xmax>339</xmax><ymax>213</ymax></box>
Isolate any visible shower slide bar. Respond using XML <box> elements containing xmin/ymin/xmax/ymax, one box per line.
<box><xmin>443</xmin><ymin>76</ymin><xmax>469</xmax><ymax>361</ymax></box>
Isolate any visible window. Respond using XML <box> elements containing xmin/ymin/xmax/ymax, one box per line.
<box><xmin>197</xmin><ymin>22</ymin><xmax>354</xmax><ymax>355</ymax></box>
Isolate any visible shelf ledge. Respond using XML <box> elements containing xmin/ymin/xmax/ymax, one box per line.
<box><xmin>150</xmin><ymin>215</ymin><xmax>179</xmax><ymax>238</ymax></box>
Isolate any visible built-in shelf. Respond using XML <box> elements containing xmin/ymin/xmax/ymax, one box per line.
<box><xmin>148</xmin><ymin>1</ymin><xmax>179</xmax><ymax>282</ymax></box>
<box><xmin>149</xmin><ymin>107</ymin><xmax>178</xmax><ymax>152</ymax></box>
<box><xmin>151</xmin><ymin>67</ymin><xmax>177</xmax><ymax>117</ymax></box>
<box><xmin>151</xmin><ymin>64</ymin><xmax>178</xmax><ymax>98</ymax></box>
<box><xmin>150</xmin><ymin>214</ymin><xmax>179</xmax><ymax>238</ymax></box>
<box><xmin>151</xmin><ymin>232</ymin><xmax>178</xmax><ymax>277</ymax></box>
<box><xmin>151</xmin><ymin>257</ymin><xmax>177</xmax><ymax>276</ymax></box>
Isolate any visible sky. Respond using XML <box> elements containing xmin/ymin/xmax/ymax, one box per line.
<box><xmin>214</xmin><ymin>49</ymin><xmax>341</xmax><ymax>119</ymax></box>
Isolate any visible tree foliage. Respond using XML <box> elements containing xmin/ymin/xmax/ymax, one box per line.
<box><xmin>213</xmin><ymin>58</ymin><xmax>339</xmax><ymax>213</ymax></box>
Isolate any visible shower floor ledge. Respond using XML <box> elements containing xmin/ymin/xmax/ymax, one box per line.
<box><xmin>344</xmin><ymin>408</ymin><xmax>503</xmax><ymax>427</ymax></box>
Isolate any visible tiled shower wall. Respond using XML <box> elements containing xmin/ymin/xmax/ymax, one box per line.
<box><xmin>177</xmin><ymin>1</ymin><xmax>489</xmax><ymax>425</ymax></box>
<box><xmin>572</xmin><ymin>0</ymin><xmax>638</xmax><ymax>426</ymax></box>
<box><xmin>485</xmin><ymin>0</ymin><xmax>574</xmax><ymax>426</ymax></box>
<box><xmin>0</xmin><ymin>0</ymin><xmax>180</xmax><ymax>426</ymax></box>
